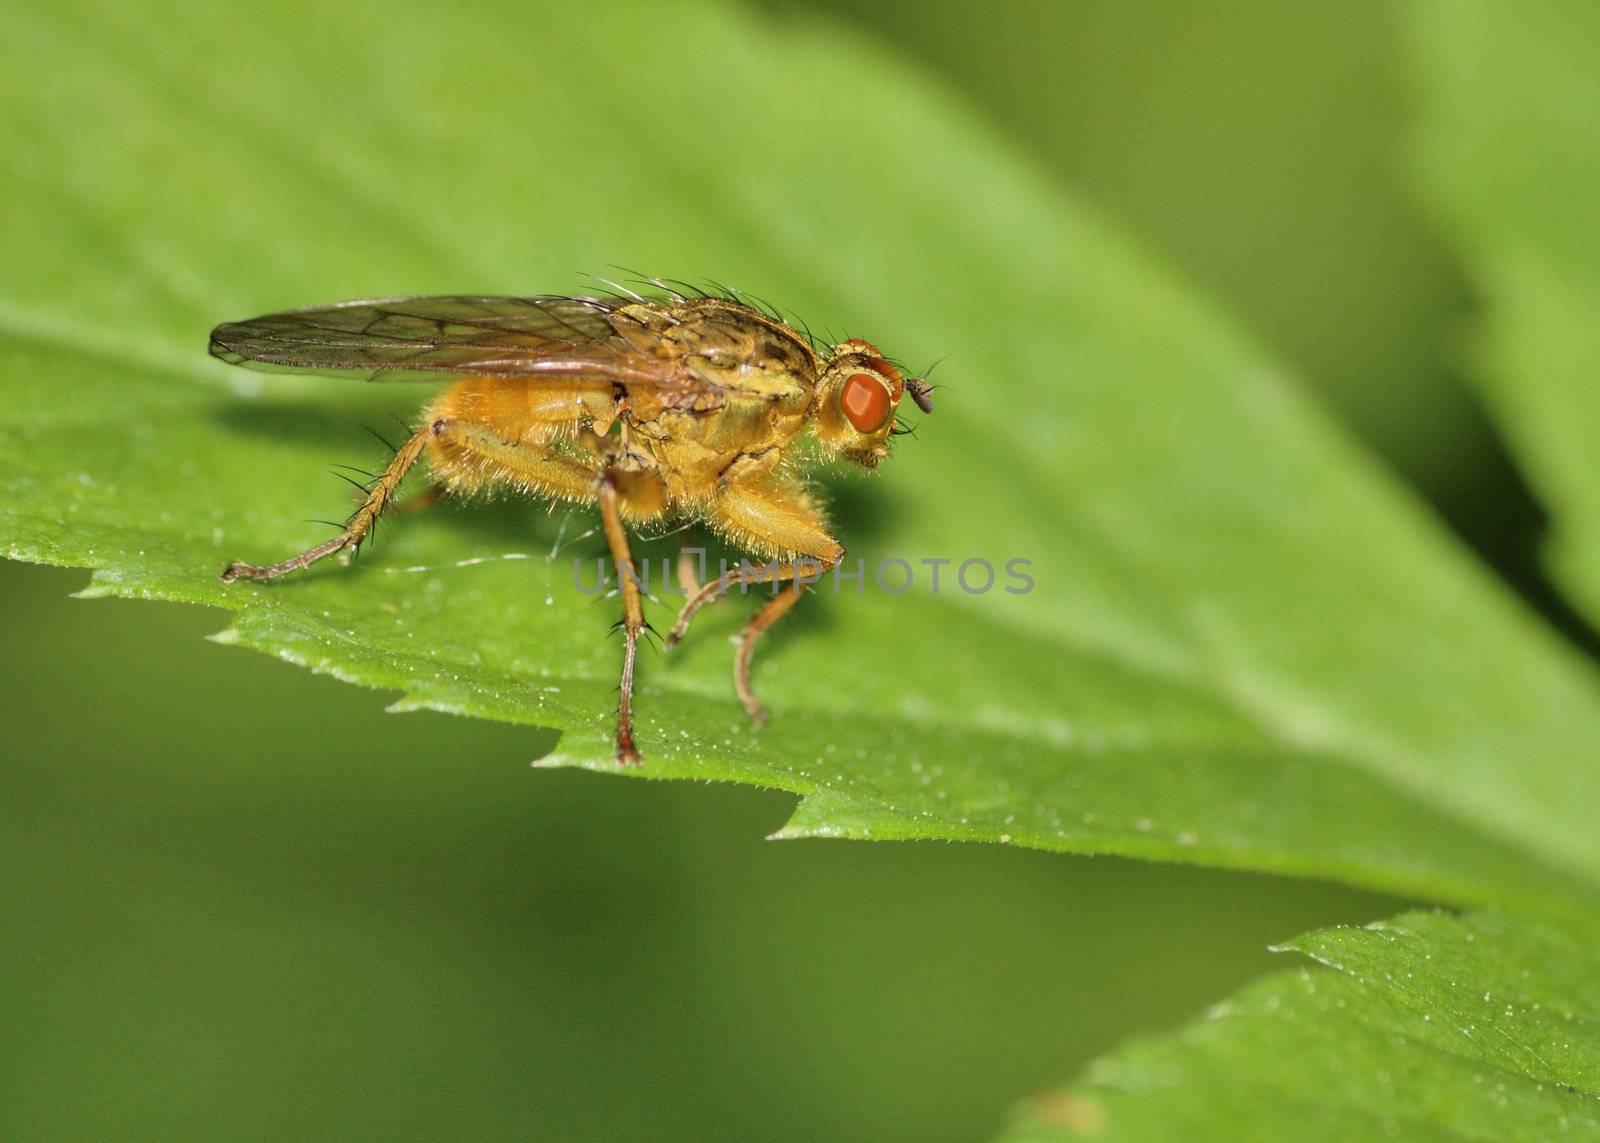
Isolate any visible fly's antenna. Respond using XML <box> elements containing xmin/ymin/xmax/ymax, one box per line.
<box><xmin>903</xmin><ymin>355</ymin><xmax>947</xmax><ymax>414</ymax></box>
<box><xmin>904</xmin><ymin>376</ymin><xmax>936</xmax><ymax>414</ymax></box>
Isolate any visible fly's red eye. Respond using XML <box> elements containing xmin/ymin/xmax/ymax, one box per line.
<box><xmin>841</xmin><ymin>373</ymin><xmax>892</xmax><ymax>433</ymax></box>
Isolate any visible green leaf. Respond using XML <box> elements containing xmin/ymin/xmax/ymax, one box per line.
<box><xmin>1401</xmin><ymin>0</ymin><xmax>1600</xmax><ymax>625</ymax></box>
<box><xmin>3</xmin><ymin>0</ymin><xmax>1599</xmax><ymax>906</ymax></box>
<box><xmin>1003</xmin><ymin>909</ymin><xmax>1600</xmax><ymax>1141</ymax></box>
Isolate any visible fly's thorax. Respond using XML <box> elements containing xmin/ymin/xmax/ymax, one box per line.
<box><xmin>633</xmin><ymin>386</ymin><xmax>809</xmax><ymax>492</ymax></box>
<box><xmin>612</xmin><ymin>298</ymin><xmax>818</xmax><ymax>402</ymax></box>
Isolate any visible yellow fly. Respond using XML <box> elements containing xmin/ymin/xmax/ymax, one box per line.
<box><xmin>210</xmin><ymin>283</ymin><xmax>933</xmax><ymax>763</ymax></box>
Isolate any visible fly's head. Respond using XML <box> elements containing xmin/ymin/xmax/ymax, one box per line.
<box><xmin>813</xmin><ymin>339</ymin><xmax>933</xmax><ymax>470</ymax></box>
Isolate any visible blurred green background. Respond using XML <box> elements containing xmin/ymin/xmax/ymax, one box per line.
<box><xmin>806</xmin><ymin>0</ymin><xmax>1562</xmax><ymax>619</ymax></box>
<box><xmin>5</xmin><ymin>0</ymin><xmax>1538</xmax><ymax>1138</ymax></box>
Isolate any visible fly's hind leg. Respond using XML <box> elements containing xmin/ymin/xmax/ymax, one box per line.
<box><xmin>222</xmin><ymin>384</ymin><xmax>663</xmax><ymax>765</ymax></box>
<box><xmin>220</xmin><ymin>404</ymin><xmax>600</xmax><ymax>583</ymax></box>
<box><xmin>665</xmin><ymin>475</ymin><xmax>842</xmax><ymax>725</ymax></box>
<box><xmin>221</xmin><ymin>419</ymin><xmax>444</xmax><ymax>583</ymax></box>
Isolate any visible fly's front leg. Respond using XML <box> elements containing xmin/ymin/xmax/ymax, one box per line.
<box><xmin>598</xmin><ymin>471</ymin><xmax>646</xmax><ymax>765</ymax></box>
<box><xmin>664</xmin><ymin>555</ymin><xmax>834</xmax><ymax>725</ymax></box>
<box><xmin>734</xmin><ymin>583</ymin><xmax>808</xmax><ymax>725</ymax></box>
<box><xmin>666</xmin><ymin>474</ymin><xmax>842</xmax><ymax>725</ymax></box>
<box><xmin>666</xmin><ymin>473</ymin><xmax>842</xmax><ymax>645</ymax></box>
<box><xmin>220</xmin><ymin>419</ymin><xmax>445</xmax><ymax>582</ymax></box>
<box><xmin>675</xmin><ymin>542</ymin><xmax>704</xmax><ymax>597</ymax></box>
<box><xmin>663</xmin><ymin>556</ymin><xmax>833</xmax><ymax>646</ymax></box>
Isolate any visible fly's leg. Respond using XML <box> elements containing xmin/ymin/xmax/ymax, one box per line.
<box><xmin>666</xmin><ymin>556</ymin><xmax>837</xmax><ymax>724</ymax></box>
<box><xmin>222</xmin><ymin>386</ymin><xmax>662</xmax><ymax>763</ymax></box>
<box><xmin>664</xmin><ymin>557</ymin><xmax>833</xmax><ymax>645</ymax></box>
<box><xmin>221</xmin><ymin>401</ymin><xmax>602</xmax><ymax>583</ymax></box>
<box><xmin>221</xmin><ymin>419</ymin><xmax>444</xmax><ymax>582</ymax></box>
<box><xmin>665</xmin><ymin>475</ymin><xmax>842</xmax><ymax>724</ymax></box>
<box><xmin>734</xmin><ymin>582</ymin><xmax>808</xmax><ymax>725</ymax></box>
<box><xmin>666</xmin><ymin>474</ymin><xmax>842</xmax><ymax>642</ymax></box>
<box><xmin>426</xmin><ymin>398</ymin><xmax>661</xmax><ymax>764</ymax></box>
<box><xmin>392</xmin><ymin>482</ymin><xmax>447</xmax><ymax>517</ymax></box>
<box><xmin>598</xmin><ymin>472</ymin><xmax>646</xmax><ymax>765</ymax></box>
<box><xmin>676</xmin><ymin>543</ymin><xmax>704</xmax><ymax>597</ymax></box>
<box><xmin>429</xmin><ymin>418</ymin><xmax>657</xmax><ymax>763</ymax></box>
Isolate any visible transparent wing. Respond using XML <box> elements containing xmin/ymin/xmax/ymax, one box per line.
<box><xmin>208</xmin><ymin>295</ymin><xmax>680</xmax><ymax>385</ymax></box>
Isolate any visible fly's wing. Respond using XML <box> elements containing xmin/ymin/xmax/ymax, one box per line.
<box><xmin>208</xmin><ymin>295</ymin><xmax>679</xmax><ymax>385</ymax></box>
